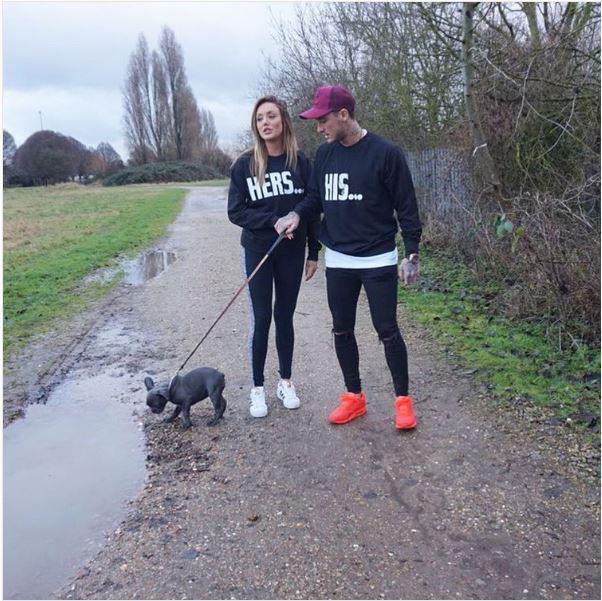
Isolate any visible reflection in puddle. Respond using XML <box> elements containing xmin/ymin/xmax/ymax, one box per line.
<box><xmin>83</xmin><ymin>250</ymin><xmax>177</xmax><ymax>287</ymax></box>
<box><xmin>123</xmin><ymin>250</ymin><xmax>176</xmax><ymax>285</ymax></box>
<box><xmin>3</xmin><ymin>373</ymin><xmax>146</xmax><ymax>600</ymax></box>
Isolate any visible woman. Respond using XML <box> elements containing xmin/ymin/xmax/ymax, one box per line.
<box><xmin>228</xmin><ymin>96</ymin><xmax>320</xmax><ymax>418</ymax></box>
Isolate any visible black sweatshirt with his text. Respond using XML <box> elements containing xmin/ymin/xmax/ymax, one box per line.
<box><xmin>228</xmin><ymin>151</ymin><xmax>320</xmax><ymax>260</ymax></box>
<box><xmin>294</xmin><ymin>132</ymin><xmax>421</xmax><ymax>258</ymax></box>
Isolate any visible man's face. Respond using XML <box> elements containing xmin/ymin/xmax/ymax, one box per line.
<box><xmin>316</xmin><ymin>111</ymin><xmax>346</xmax><ymax>143</ymax></box>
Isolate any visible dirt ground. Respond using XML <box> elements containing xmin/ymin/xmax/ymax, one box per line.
<box><xmin>4</xmin><ymin>187</ymin><xmax>600</xmax><ymax>600</ymax></box>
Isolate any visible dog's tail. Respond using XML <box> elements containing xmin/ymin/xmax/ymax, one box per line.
<box><xmin>219</xmin><ymin>371</ymin><xmax>226</xmax><ymax>390</ymax></box>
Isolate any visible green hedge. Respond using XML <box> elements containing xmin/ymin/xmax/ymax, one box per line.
<box><xmin>103</xmin><ymin>161</ymin><xmax>223</xmax><ymax>186</ymax></box>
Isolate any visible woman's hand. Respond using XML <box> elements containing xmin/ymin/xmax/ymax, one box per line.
<box><xmin>274</xmin><ymin>211</ymin><xmax>300</xmax><ymax>239</ymax></box>
<box><xmin>305</xmin><ymin>260</ymin><xmax>318</xmax><ymax>281</ymax></box>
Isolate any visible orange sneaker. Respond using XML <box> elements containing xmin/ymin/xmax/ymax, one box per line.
<box><xmin>329</xmin><ymin>392</ymin><xmax>367</xmax><ymax>424</ymax></box>
<box><xmin>395</xmin><ymin>396</ymin><xmax>417</xmax><ymax>429</ymax></box>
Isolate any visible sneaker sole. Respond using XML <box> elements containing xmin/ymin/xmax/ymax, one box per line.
<box><xmin>329</xmin><ymin>407</ymin><xmax>367</xmax><ymax>424</ymax></box>
<box><xmin>395</xmin><ymin>419</ymin><xmax>417</xmax><ymax>430</ymax></box>
<box><xmin>250</xmin><ymin>410</ymin><xmax>268</xmax><ymax>418</ymax></box>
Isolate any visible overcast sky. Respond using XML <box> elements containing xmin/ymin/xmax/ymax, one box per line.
<box><xmin>3</xmin><ymin>0</ymin><xmax>299</xmax><ymax>159</ymax></box>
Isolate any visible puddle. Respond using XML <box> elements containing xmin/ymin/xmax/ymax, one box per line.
<box><xmin>123</xmin><ymin>250</ymin><xmax>176</xmax><ymax>285</ymax></box>
<box><xmin>3</xmin><ymin>372</ymin><xmax>147</xmax><ymax>600</ymax></box>
<box><xmin>83</xmin><ymin>250</ymin><xmax>176</xmax><ymax>286</ymax></box>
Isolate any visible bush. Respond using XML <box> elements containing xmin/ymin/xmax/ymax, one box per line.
<box><xmin>422</xmin><ymin>177</ymin><xmax>600</xmax><ymax>345</ymax></box>
<box><xmin>103</xmin><ymin>160</ymin><xmax>223</xmax><ymax>186</ymax></box>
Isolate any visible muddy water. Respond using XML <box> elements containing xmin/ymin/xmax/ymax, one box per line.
<box><xmin>123</xmin><ymin>250</ymin><xmax>176</xmax><ymax>285</ymax></box>
<box><xmin>3</xmin><ymin>372</ymin><xmax>146</xmax><ymax>600</ymax></box>
<box><xmin>83</xmin><ymin>249</ymin><xmax>176</xmax><ymax>287</ymax></box>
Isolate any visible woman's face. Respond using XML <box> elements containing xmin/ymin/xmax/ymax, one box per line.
<box><xmin>255</xmin><ymin>102</ymin><xmax>284</xmax><ymax>143</ymax></box>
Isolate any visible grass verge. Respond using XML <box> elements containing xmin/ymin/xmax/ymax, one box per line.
<box><xmin>4</xmin><ymin>183</ymin><xmax>186</xmax><ymax>357</ymax></box>
<box><xmin>399</xmin><ymin>247</ymin><xmax>600</xmax><ymax>431</ymax></box>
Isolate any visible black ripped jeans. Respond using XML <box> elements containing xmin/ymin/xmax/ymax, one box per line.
<box><xmin>325</xmin><ymin>265</ymin><xmax>409</xmax><ymax>397</ymax></box>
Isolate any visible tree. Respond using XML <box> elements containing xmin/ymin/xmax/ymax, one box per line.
<box><xmin>123</xmin><ymin>26</ymin><xmax>220</xmax><ymax>165</ymax></box>
<box><xmin>97</xmin><ymin>142</ymin><xmax>123</xmax><ymax>170</ymax></box>
<box><xmin>3</xmin><ymin>130</ymin><xmax>17</xmax><ymax>166</ymax></box>
<box><xmin>461</xmin><ymin>2</ymin><xmax>501</xmax><ymax>193</ymax></box>
<box><xmin>66</xmin><ymin>136</ymin><xmax>94</xmax><ymax>181</ymax></box>
<box><xmin>14</xmin><ymin>130</ymin><xmax>82</xmax><ymax>185</ymax></box>
<box><xmin>88</xmin><ymin>142</ymin><xmax>124</xmax><ymax>178</ymax></box>
<box><xmin>123</xmin><ymin>34</ymin><xmax>154</xmax><ymax>164</ymax></box>
<box><xmin>199</xmin><ymin>108</ymin><xmax>218</xmax><ymax>151</ymax></box>
<box><xmin>263</xmin><ymin>3</ymin><xmax>462</xmax><ymax>153</ymax></box>
<box><xmin>159</xmin><ymin>27</ymin><xmax>187</xmax><ymax>160</ymax></box>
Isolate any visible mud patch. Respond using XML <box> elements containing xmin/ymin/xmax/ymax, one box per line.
<box><xmin>3</xmin><ymin>372</ymin><xmax>146</xmax><ymax>600</ymax></box>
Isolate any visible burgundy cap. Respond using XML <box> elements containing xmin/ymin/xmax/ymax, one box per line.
<box><xmin>299</xmin><ymin>85</ymin><xmax>355</xmax><ymax>120</ymax></box>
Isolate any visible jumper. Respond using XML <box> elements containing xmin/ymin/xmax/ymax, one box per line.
<box><xmin>228</xmin><ymin>151</ymin><xmax>320</xmax><ymax>260</ymax></box>
<box><xmin>294</xmin><ymin>132</ymin><xmax>421</xmax><ymax>258</ymax></box>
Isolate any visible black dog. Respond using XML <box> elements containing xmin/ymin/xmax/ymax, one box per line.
<box><xmin>144</xmin><ymin>367</ymin><xmax>226</xmax><ymax>428</ymax></box>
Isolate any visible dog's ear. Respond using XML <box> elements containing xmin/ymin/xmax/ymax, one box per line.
<box><xmin>144</xmin><ymin>376</ymin><xmax>155</xmax><ymax>391</ymax></box>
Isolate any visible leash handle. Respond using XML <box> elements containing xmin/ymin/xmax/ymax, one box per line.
<box><xmin>177</xmin><ymin>232</ymin><xmax>287</xmax><ymax>373</ymax></box>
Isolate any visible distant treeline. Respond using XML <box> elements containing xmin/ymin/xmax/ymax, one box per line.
<box><xmin>3</xmin><ymin>130</ymin><xmax>124</xmax><ymax>187</ymax></box>
<box><xmin>3</xmin><ymin>25</ymin><xmax>232</xmax><ymax>188</ymax></box>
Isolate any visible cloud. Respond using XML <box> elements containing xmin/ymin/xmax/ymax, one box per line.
<box><xmin>4</xmin><ymin>86</ymin><xmax>126</xmax><ymax>156</ymax></box>
<box><xmin>3</xmin><ymin>1</ymin><xmax>297</xmax><ymax>158</ymax></box>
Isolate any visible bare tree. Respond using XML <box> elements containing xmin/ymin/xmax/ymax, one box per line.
<box><xmin>180</xmin><ymin>85</ymin><xmax>202</xmax><ymax>159</ymax></box>
<box><xmin>123</xmin><ymin>34</ymin><xmax>153</xmax><ymax>164</ymax></box>
<box><xmin>3</xmin><ymin>130</ymin><xmax>17</xmax><ymax>166</ymax></box>
<box><xmin>149</xmin><ymin>49</ymin><xmax>171</xmax><ymax>161</ymax></box>
<box><xmin>462</xmin><ymin>2</ymin><xmax>501</xmax><ymax>192</ymax></box>
<box><xmin>123</xmin><ymin>26</ymin><xmax>216</xmax><ymax>164</ymax></box>
<box><xmin>159</xmin><ymin>27</ymin><xmax>187</xmax><ymax>160</ymax></box>
<box><xmin>199</xmin><ymin>108</ymin><xmax>218</xmax><ymax>151</ymax></box>
<box><xmin>263</xmin><ymin>3</ymin><xmax>462</xmax><ymax>153</ymax></box>
<box><xmin>91</xmin><ymin>142</ymin><xmax>124</xmax><ymax>177</ymax></box>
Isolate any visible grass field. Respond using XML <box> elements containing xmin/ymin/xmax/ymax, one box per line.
<box><xmin>398</xmin><ymin>248</ymin><xmax>600</xmax><ymax>429</ymax></box>
<box><xmin>3</xmin><ymin>183</ymin><xmax>187</xmax><ymax>356</ymax></box>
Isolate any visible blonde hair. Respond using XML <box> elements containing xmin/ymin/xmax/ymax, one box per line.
<box><xmin>247</xmin><ymin>95</ymin><xmax>298</xmax><ymax>184</ymax></box>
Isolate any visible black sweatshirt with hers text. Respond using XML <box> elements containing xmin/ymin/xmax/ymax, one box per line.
<box><xmin>228</xmin><ymin>151</ymin><xmax>320</xmax><ymax>260</ymax></box>
<box><xmin>294</xmin><ymin>132</ymin><xmax>421</xmax><ymax>258</ymax></box>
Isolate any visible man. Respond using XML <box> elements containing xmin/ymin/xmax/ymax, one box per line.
<box><xmin>275</xmin><ymin>85</ymin><xmax>422</xmax><ymax>429</ymax></box>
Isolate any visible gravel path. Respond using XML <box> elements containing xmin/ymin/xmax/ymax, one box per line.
<box><xmin>6</xmin><ymin>186</ymin><xmax>600</xmax><ymax>600</ymax></box>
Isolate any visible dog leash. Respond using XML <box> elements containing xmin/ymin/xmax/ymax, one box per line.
<box><xmin>176</xmin><ymin>232</ymin><xmax>287</xmax><ymax>374</ymax></box>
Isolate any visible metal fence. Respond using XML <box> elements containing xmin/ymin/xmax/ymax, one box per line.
<box><xmin>405</xmin><ymin>147</ymin><xmax>475</xmax><ymax>235</ymax></box>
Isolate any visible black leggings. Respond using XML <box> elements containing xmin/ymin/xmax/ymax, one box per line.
<box><xmin>326</xmin><ymin>265</ymin><xmax>409</xmax><ymax>397</ymax></box>
<box><xmin>243</xmin><ymin>242</ymin><xmax>305</xmax><ymax>387</ymax></box>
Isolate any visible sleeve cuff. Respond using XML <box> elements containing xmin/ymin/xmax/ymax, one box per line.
<box><xmin>403</xmin><ymin>241</ymin><xmax>420</xmax><ymax>258</ymax></box>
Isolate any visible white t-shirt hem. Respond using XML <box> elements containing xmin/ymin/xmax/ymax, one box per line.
<box><xmin>324</xmin><ymin>246</ymin><xmax>398</xmax><ymax>269</ymax></box>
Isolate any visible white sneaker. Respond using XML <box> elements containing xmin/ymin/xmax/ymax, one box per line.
<box><xmin>277</xmin><ymin>380</ymin><xmax>300</xmax><ymax>409</ymax></box>
<box><xmin>249</xmin><ymin>386</ymin><xmax>268</xmax><ymax>418</ymax></box>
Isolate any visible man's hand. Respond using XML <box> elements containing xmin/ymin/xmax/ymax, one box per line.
<box><xmin>305</xmin><ymin>259</ymin><xmax>318</xmax><ymax>281</ymax></box>
<box><xmin>399</xmin><ymin>253</ymin><xmax>420</xmax><ymax>285</ymax></box>
<box><xmin>274</xmin><ymin>211</ymin><xmax>300</xmax><ymax>237</ymax></box>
